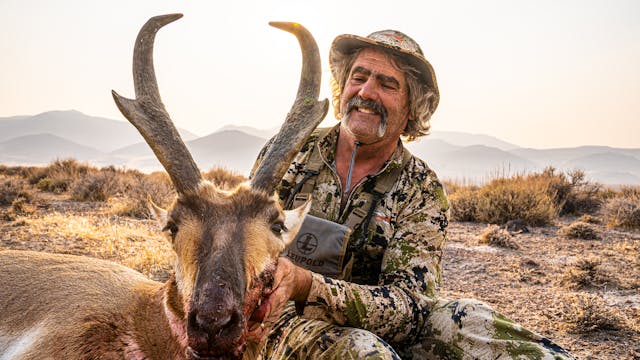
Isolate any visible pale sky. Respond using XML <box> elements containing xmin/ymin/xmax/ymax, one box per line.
<box><xmin>1</xmin><ymin>0</ymin><xmax>639</xmax><ymax>149</ymax></box>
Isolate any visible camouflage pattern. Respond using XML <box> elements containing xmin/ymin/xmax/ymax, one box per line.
<box><xmin>410</xmin><ymin>298</ymin><xmax>573</xmax><ymax>359</ymax></box>
<box><xmin>255</xmin><ymin>303</ymin><xmax>400</xmax><ymax>360</ymax></box>
<box><xmin>251</xmin><ymin>126</ymin><xmax>573</xmax><ymax>359</ymax></box>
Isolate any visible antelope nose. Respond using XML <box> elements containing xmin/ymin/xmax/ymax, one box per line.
<box><xmin>193</xmin><ymin>304</ymin><xmax>240</xmax><ymax>333</ymax></box>
<box><xmin>188</xmin><ymin>281</ymin><xmax>244</xmax><ymax>340</ymax></box>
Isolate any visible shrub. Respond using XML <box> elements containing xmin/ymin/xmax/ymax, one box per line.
<box><xmin>477</xmin><ymin>224</ymin><xmax>519</xmax><ymax>249</ymax></box>
<box><xmin>448</xmin><ymin>187</ymin><xmax>479</xmax><ymax>222</ymax></box>
<box><xmin>561</xmin><ymin>293</ymin><xmax>626</xmax><ymax>332</ymax></box>
<box><xmin>561</xmin><ymin>256</ymin><xmax>614</xmax><ymax>289</ymax></box>
<box><xmin>70</xmin><ymin>171</ymin><xmax>118</xmax><ymax>201</ymax></box>
<box><xmin>36</xmin><ymin>177</ymin><xmax>70</xmax><ymax>193</ymax></box>
<box><xmin>9</xmin><ymin>197</ymin><xmax>36</xmax><ymax>216</ymax></box>
<box><xmin>441</xmin><ymin>180</ymin><xmax>474</xmax><ymax>197</ymax></box>
<box><xmin>203</xmin><ymin>168</ymin><xmax>245</xmax><ymax>189</ymax></box>
<box><xmin>577</xmin><ymin>214</ymin><xmax>600</xmax><ymax>224</ymax></box>
<box><xmin>558</xmin><ymin>221</ymin><xmax>600</xmax><ymax>240</ymax></box>
<box><xmin>560</xmin><ymin>170</ymin><xmax>602</xmax><ymax>215</ymax></box>
<box><xmin>0</xmin><ymin>165</ymin><xmax>41</xmax><ymax>178</ymax></box>
<box><xmin>530</xmin><ymin>168</ymin><xmax>602</xmax><ymax>216</ymax></box>
<box><xmin>0</xmin><ymin>178</ymin><xmax>33</xmax><ymax>206</ymax></box>
<box><xmin>620</xmin><ymin>185</ymin><xmax>640</xmax><ymax>199</ymax></box>
<box><xmin>443</xmin><ymin>168</ymin><xmax>603</xmax><ymax>225</ymax></box>
<box><xmin>109</xmin><ymin>171</ymin><xmax>175</xmax><ymax>219</ymax></box>
<box><xmin>32</xmin><ymin>159</ymin><xmax>93</xmax><ymax>194</ymax></box>
<box><xmin>475</xmin><ymin>176</ymin><xmax>557</xmax><ymax>226</ymax></box>
<box><xmin>602</xmin><ymin>195</ymin><xmax>640</xmax><ymax>229</ymax></box>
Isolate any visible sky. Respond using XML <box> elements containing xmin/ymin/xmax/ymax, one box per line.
<box><xmin>1</xmin><ymin>0</ymin><xmax>639</xmax><ymax>149</ymax></box>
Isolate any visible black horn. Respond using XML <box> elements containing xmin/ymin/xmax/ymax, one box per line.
<box><xmin>250</xmin><ymin>22</ymin><xmax>329</xmax><ymax>192</ymax></box>
<box><xmin>112</xmin><ymin>13</ymin><xmax>203</xmax><ymax>195</ymax></box>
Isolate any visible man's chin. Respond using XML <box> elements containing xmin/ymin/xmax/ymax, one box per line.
<box><xmin>342</xmin><ymin>120</ymin><xmax>382</xmax><ymax>144</ymax></box>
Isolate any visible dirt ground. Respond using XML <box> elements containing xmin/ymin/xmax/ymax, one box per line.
<box><xmin>442</xmin><ymin>221</ymin><xmax>639</xmax><ymax>359</ymax></box>
<box><xmin>1</xmin><ymin>190</ymin><xmax>639</xmax><ymax>359</ymax></box>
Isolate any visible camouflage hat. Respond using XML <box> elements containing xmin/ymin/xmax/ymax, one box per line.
<box><xmin>330</xmin><ymin>30</ymin><xmax>439</xmax><ymax>109</ymax></box>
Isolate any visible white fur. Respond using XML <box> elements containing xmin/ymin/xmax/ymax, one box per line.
<box><xmin>283</xmin><ymin>200</ymin><xmax>311</xmax><ymax>247</ymax></box>
<box><xmin>0</xmin><ymin>324</ymin><xmax>44</xmax><ymax>360</ymax></box>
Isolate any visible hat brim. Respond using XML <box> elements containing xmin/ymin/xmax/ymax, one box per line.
<box><xmin>330</xmin><ymin>34</ymin><xmax>439</xmax><ymax>107</ymax></box>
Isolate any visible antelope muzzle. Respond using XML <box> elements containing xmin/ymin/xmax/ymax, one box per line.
<box><xmin>187</xmin><ymin>277</ymin><xmax>246</xmax><ymax>360</ymax></box>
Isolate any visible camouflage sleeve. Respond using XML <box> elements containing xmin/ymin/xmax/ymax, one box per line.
<box><xmin>297</xmin><ymin>176</ymin><xmax>449</xmax><ymax>345</ymax></box>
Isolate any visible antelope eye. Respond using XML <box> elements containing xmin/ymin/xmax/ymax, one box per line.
<box><xmin>162</xmin><ymin>221</ymin><xmax>178</xmax><ymax>237</ymax></box>
<box><xmin>270</xmin><ymin>221</ymin><xmax>287</xmax><ymax>235</ymax></box>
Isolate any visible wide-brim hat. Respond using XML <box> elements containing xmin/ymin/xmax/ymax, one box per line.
<box><xmin>330</xmin><ymin>30</ymin><xmax>439</xmax><ymax>110</ymax></box>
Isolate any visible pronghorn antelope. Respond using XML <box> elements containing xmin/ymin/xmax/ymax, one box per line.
<box><xmin>0</xmin><ymin>14</ymin><xmax>327</xmax><ymax>360</ymax></box>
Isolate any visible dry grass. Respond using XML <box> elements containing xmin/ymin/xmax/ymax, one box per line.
<box><xmin>440</xmin><ymin>217</ymin><xmax>639</xmax><ymax>359</ymax></box>
<box><xmin>447</xmin><ymin>186</ymin><xmax>479</xmax><ymax>222</ymax></box>
<box><xmin>0</xmin><ymin>176</ymin><xmax>34</xmax><ymax>206</ymax></box>
<box><xmin>560</xmin><ymin>293</ymin><xmax>629</xmax><ymax>333</ymax></box>
<box><xmin>602</xmin><ymin>187</ymin><xmax>640</xmax><ymax>229</ymax></box>
<box><xmin>477</xmin><ymin>175</ymin><xmax>558</xmax><ymax>226</ymax></box>
<box><xmin>12</xmin><ymin>211</ymin><xmax>173</xmax><ymax>279</ymax></box>
<box><xmin>558</xmin><ymin>221</ymin><xmax>601</xmax><ymax>240</ymax></box>
<box><xmin>448</xmin><ymin>168</ymin><xmax>605</xmax><ymax>226</ymax></box>
<box><xmin>1</xmin><ymin>162</ymin><xmax>639</xmax><ymax>359</ymax></box>
<box><xmin>577</xmin><ymin>214</ymin><xmax>600</xmax><ymax>224</ymax></box>
<box><xmin>203</xmin><ymin>168</ymin><xmax>246</xmax><ymax>188</ymax></box>
<box><xmin>476</xmin><ymin>224</ymin><xmax>520</xmax><ymax>249</ymax></box>
<box><xmin>560</xmin><ymin>256</ymin><xmax>616</xmax><ymax>290</ymax></box>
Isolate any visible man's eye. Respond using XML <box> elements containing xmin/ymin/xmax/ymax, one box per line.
<box><xmin>271</xmin><ymin>222</ymin><xmax>288</xmax><ymax>235</ymax></box>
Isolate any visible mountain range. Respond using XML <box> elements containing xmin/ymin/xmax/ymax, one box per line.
<box><xmin>1</xmin><ymin>110</ymin><xmax>638</xmax><ymax>185</ymax></box>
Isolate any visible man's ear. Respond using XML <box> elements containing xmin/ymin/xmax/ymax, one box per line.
<box><xmin>147</xmin><ymin>194</ymin><xmax>167</xmax><ymax>226</ymax></box>
<box><xmin>282</xmin><ymin>200</ymin><xmax>311</xmax><ymax>247</ymax></box>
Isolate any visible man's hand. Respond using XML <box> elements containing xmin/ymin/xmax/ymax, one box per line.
<box><xmin>247</xmin><ymin>257</ymin><xmax>312</xmax><ymax>341</ymax></box>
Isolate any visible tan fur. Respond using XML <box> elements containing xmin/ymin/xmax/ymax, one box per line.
<box><xmin>1</xmin><ymin>14</ymin><xmax>322</xmax><ymax>358</ymax></box>
<box><xmin>0</xmin><ymin>181</ymin><xmax>309</xmax><ymax>359</ymax></box>
<box><xmin>0</xmin><ymin>251</ymin><xmax>184</xmax><ymax>359</ymax></box>
<box><xmin>243</xmin><ymin>197</ymin><xmax>309</xmax><ymax>286</ymax></box>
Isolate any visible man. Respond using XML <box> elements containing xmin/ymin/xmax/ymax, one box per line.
<box><xmin>249</xmin><ymin>30</ymin><xmax>573</xmax><ymax>359</ymax></box>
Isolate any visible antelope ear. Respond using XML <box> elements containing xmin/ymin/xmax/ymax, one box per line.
<box><xmin>282</xmin><ymin>200</ymin><xmax>311</xmax><ymax>247</ymax></box>
<box><xmin>147</xmin><ymin>194</ymin><xmax>168</xmax><ymax>226</ymax></box>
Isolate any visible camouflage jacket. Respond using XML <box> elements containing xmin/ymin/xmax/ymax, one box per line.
<box><xmin>251</xmin><ymin>125</ymin><xmax>449</xmax><ymax>345</ymax></box>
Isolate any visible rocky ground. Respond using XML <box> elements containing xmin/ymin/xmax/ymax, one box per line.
<box><xmin>1</xmin><ymin>190</ymin><xmax>639</xmax><ymax>359</ymax></box>
<box><xmin>442</xmin><ymin>221</ymin><xmax>639</xmax><ymax>359</ymax></box>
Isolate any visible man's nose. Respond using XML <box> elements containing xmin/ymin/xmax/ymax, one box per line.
<box><xmin>358</xmin><ymin>79</ymin><xmax>377</xmax><ymax>100</ymax></box>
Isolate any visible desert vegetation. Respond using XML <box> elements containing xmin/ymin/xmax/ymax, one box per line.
<box><xmin>1</xmin><ymin>161</ymin><xmax>638</xmax><ymax>358</ymax></box>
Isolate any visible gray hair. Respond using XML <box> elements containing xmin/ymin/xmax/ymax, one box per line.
<box><xmin>330</xmin><ymin>47</ymin><xmax>438</xmax><ymax>141</ymax></box>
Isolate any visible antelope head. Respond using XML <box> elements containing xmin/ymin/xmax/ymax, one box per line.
<box><xmin>112</xmin><ymin>14</ymin><xmax>327</xmax><ymax>359</ymax></box>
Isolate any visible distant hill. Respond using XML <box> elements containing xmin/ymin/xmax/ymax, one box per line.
<box><xmin>417</xmin><ymin>144</ymin><xmax>538</xmax><ymax>182</ymax></box>
<box><xmin>212</xmin><ymin>126</ymin><xmax>521</xmax><ymax>152</ymax></box>
<box><xmin>99</xmin><ymin>130</ymin><xmax>267</xmax><ymax>175</ymax></box>
<box><xmin>1</xmin><ymin>112</ymin><xmax>639</xmax><ymax>185</ymax></box>
<box><xmin>428</xmin><ymin>131</ymin><xmax>519</xmax><ymax>151</ymax></box>
<box><xmin>0</xmin><ymin>134</ymin><xmax>104</xmax><ymax>164</ymax></box>
<box><xmin>511</xmin><ymin>146</ymin><xmax>640</xmax><ymax>166</ymax></box>
<box><xmin>0</xmin><ymin>110</ymin><xmax>198</xmax><ymax>153</ymax></box>
<box><xmin>405</xmin><ymin>138</ymin><xmax>462</xmax><ymax>157</ymax></box>
<box><xmin>187</xmin><ymin>130</ymin><xmax>266</xmax><ymax>174</ymax></box>
<box><xmin>214</xmin><ymin>124</ymin><xmax>278</xmax><ymax>140</ymax></box>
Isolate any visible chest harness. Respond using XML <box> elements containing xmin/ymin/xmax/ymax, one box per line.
<box><xmin>282</xmin><ymin>128</ymin><xmax>411</xmax><ymax>279</ymax></box>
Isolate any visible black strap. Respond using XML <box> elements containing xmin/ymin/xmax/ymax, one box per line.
<box><xmin>351</xmin><ymin>189</ymin><xmax>385</xmax><ymax>251</ymax></box>
<box><xmin>285</xmin><ymin>127</ymin><xmax>331</xmax><ymax>210</ymax></box>
<box><xmin>284</xmin><ymin>169</ymin><xmax>319</xmax><ymax>209</ymax></box>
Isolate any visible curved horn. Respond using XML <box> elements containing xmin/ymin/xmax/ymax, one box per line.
<box><xmin>250</xmin><ymin>22</ymin><xmax>329</xmax><ymax>192</ymax></box>
<box><xmin>112</xmin><ymin>14</ymin><xmax>202</xmax><ymax>195</ymax></box>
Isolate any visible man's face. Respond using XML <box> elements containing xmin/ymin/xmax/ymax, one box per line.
<box><xmin>339</xmin><ymin>48</ymin><xmax>411</xmax><ymax>145</ymax></box>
